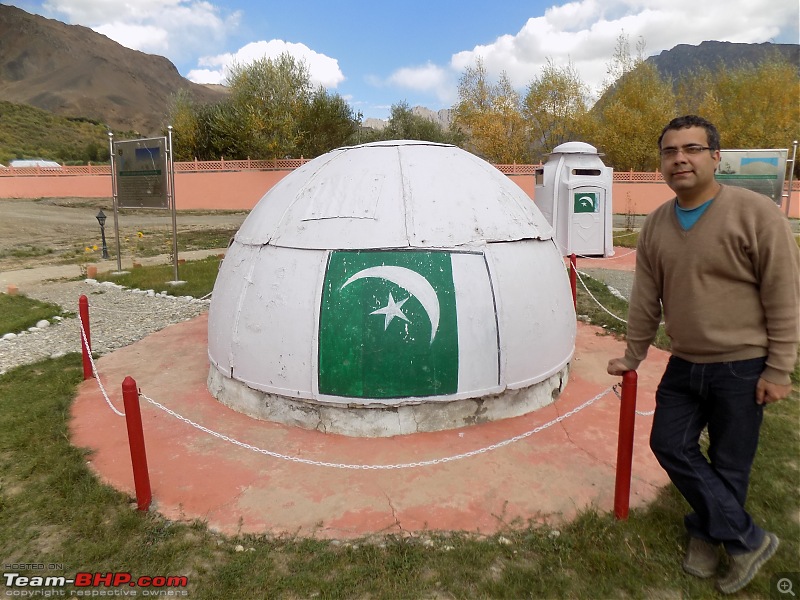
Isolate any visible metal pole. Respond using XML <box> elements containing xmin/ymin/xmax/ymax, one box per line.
<box><xmin>614</xmin><ymin>370</ymin><xmax>638</xmax><ymax>520</ymax></box>
<box><xmin>122</xmin><ymin>376</ymin><xmax>152</xmax><ymax>512</ymax></box>
<box><xmin>100</xmin><ymin>222</ymin><xmax>109</xmax><ymax>259</ymax></box>
<box><xmin>785</xmin><ymin>140</ymin><xmax>797</xmax><ymax>218</ymax></box>
<box><xmin>168</xmin><ymin>126</ymin><xmax>179</xmax><ymax>283</ymax></box>
<box><xmin>108</xmin><ymin>132</ymin><xmax>123</xmax><ymax>272</ymax></box>
<box><xmin>79</xmin><ymin>295</ymin><xmax>92</xmax><ymax>380</ymax></box>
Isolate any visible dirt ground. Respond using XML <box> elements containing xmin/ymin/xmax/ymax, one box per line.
<box><xmin>0</xmin><ymin>197</ymin><xmax>248</xmax><ymax>271</ymax></box>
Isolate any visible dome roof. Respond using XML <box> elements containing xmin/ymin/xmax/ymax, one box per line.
<box><xmin>234</xmin><ymin>140</ymin><xmax>552</xmax><ymax>250</ymax></box>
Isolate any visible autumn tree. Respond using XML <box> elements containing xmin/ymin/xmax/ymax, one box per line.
<box><xmin>452</xmin><ymin>58</ymin><xmax>529</xmax><ymax>163</ymax></box>
<box><xmin>589</xmin><ymin>34</ymin><xmax>676</xmax><ymax>171</ymax></box>
<box><xmin>677</xmin><ymin>55</ymin><xmax>800</xmax><ymax>155</ymax></box>
<box><xmin>522</xmin><ymin>58</ymin><xmax>592</xmax><ymax>162</ymax></box>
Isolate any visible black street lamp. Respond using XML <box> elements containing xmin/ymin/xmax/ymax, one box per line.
<box><xmin>96</xmin><ymin>210</ymin><xmax>110</xmax><ymax>259</ymax></box>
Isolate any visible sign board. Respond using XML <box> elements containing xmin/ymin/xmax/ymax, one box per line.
<box><xmin>114</xmin><ymin>137</ymin><xmax>169</xmax><ymax>209</ymax></box>
<box><xmin>715</xmin><ymin>149</ymin><xmax>788</xmax><ymax>204</ymax></box>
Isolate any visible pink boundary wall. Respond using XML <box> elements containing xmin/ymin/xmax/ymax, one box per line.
<box><xmin>1</xmin><ymin>171</ymin><xmax>798</xmax><ymax>217</ymax></box>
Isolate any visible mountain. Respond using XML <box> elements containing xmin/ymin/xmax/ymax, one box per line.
<box><xmin>363</xmin><ymin>107</ymin><xmax>452</xmax><ymax>132</ymax></box>
<box><xmin>646</xmin><ymin>40</ymin><xmax>799</xmax><ymax>81</ymax></box>
<box><xmin>0</xmin><ymin>4</ymin><xmax>226</xmax><ymax>135</ymax></box>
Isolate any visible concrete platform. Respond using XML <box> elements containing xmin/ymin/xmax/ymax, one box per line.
<box><xmin>71</xmin><ymin>314</ymin><xmax>670</xmax><ymax>539</ymax></box>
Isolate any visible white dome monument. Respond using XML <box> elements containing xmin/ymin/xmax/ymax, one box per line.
<box><xmin>207</xmin><ymin>141</ymin><xmax>576</xmax><ymax>437</ymax></box>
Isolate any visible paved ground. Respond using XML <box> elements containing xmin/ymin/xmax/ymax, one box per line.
<box><xmin>72</xmin><ymin>316</ymin><xmax>669</xmax><ymax>538</ymax></box>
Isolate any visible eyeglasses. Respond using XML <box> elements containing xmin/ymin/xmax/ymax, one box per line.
<box><xmin>659</xmin><ymin>145</ymin><xmax>713</xmax><ymax>159</ymax></box>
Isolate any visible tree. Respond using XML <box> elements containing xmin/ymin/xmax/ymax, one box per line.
<box><xmin>225</xmin><ymin>53</ymin><xmax>313</xmax><ymax>158</ymax></box>
<box><xmin>379</xmin><ymin>101</ymin><xmax>463</xmax><ymax>145</ymax></box>
<box><xmin>677</xmin><ymin>55</ymin><xmax>800</xmax><ymax>155</ymax></box>
<box><xmin>590</xmin><ymin>34</ymin><xmax>676</xmax><ymax>171</ymax></box>
<box><xmin>523</xmin><ymin>58</ymin><xmax>592</xmax><ymax>162</ymax></box>
<box><xmin>297</xmin><ymin>88</ymin><xmax>361</xmax><ymax>157</ymax></box>
<box><xmin>167</xmin><ymin>89</ymin><xmax>203</xmax><ymax>161</ymax></box>
<box><xmin>452</xmin><ymin>59</ymin><xmax>529</xmax><ymax>163</ymax></box>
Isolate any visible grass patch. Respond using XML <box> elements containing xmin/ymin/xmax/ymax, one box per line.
<box><xmin>613</xmin><ymin>230</ymin><xmax>639</xmax><ymax>248</ymax></box>
<box><xmin>0</xmin><ymin>353</ymin><xmax>796</xmax><ymax>598</ymax></box>
<box><xmin>0</xmin><ymin>293</ymin><xmax>68</xmax><ymax>336</ymax></box>
<box><xmin>0</xmin><ymin>245</ymin><xmax>55</xmax><ymax>260</ymax></box>
<box><xmin>97</xmin><ymin>255</ymin><xmax>222</xmax><ymax>298</ymax></box>
<box><xmin>574</xmin><ymin>269</ymin><xmax>670</xmax><ymax>351</ymax></box>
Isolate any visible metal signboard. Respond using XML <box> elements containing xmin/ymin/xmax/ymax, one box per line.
<box><xmin>715</xmin><ymin>149</ymin><xmax>788</xmax><ymax>204</ymax></box>
<box><xmin>114</xmin><ymin>137</ymin><xmax>169</xmax><ymax>209</ymax></box>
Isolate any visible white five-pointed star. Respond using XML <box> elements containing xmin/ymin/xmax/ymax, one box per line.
<box><xmin>371</xmin><ymin>293</ymin><xmax>410</xmax><ymax>330</ymax></box>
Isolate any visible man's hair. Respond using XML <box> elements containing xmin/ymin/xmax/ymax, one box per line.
<box><xmin>658</xmin><ymin>115</ymin><xmax>721</xmax><ymax>151</ymax></box>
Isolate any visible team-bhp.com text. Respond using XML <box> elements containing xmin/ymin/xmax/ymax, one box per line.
<box><xmin>4</xmin><ymin>572</ymin><xmax>189</xmax><ymax>596</ymax></box>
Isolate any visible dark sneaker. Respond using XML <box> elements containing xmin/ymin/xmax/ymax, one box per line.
<box><xmin>717</xmin><ymin>532</ymin><xmax>779</xmax><ymax>594</ymax></box>
<box><xmin>682</xmin><ymin>537</ymin><xmax>719</xmax><ymax>578</ymax></box>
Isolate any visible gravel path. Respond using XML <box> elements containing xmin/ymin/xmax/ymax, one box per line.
<box><xmin>0</xmin><ymin>279</ymin><xmax>209</xmax><ymax>375</ymax></box>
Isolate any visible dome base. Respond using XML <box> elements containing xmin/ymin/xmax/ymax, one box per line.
<box><xmin>207</xmin><ymin>365</ymin><xmax>570</xmax><ymax>438</ymax></box>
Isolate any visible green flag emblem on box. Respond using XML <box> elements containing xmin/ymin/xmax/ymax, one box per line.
<box><xmin>574</xmin><ymin>192</ymin><xmax>598</xmax><ymax>213</ymax></box>
<box><xmin>319</xmin><ymin>250</ymin><xmax>459</xmax><ymax>398</ymax></box>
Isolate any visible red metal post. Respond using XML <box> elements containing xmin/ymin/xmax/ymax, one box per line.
<box><xmin>79</xmin><ymin>295</ymin><xmax>92</xmax><ymax>380</ymax></box>
<box><xmin>614</xmin><ymin>370</ymin><xmax>639</xmax><ymax>520</ymax></box>
<box><xmin>569</xmin><ymin>253</ymin><xmax>577</xmax><ymax>309</ymax></box>
<box><xmin>122</xmin><ymin>376</ymin><xmax>152</xmax><ymax>511</ymax></box>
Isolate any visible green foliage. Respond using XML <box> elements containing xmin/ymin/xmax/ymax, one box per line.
<box><xmin>359</xmin><ymin>101</ymin><xmax>464</xmax><ymax>146</ymax></box>
<box><xmin>168</xmin><ymin>53</ymin><xmax>360</xmax><ymax>160</ymax></box>
<box><xmin>297</xmin><ymin>89</ymin><xmax>361</xmax><ymax>156</ymax></box>
<box><xmin>0</xmin><ymin>101</ymin><xmax>130</xmax><ymax>165</ymax></box>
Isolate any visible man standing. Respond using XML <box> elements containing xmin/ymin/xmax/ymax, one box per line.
<box><xmin>607</xmin><ymin>115</ymin><xmax>799</xmax><ymax>594</ymax></box>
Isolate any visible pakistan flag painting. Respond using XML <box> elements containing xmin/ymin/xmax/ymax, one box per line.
<box><xmin>319</xmin><ymin>250</ymin><xmax>459</xmax><ymax>398</ymax></box>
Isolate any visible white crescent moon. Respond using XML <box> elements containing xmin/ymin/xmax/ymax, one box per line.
<box><xmin>341</xmin><ymin>266</ymin><xmax>440</xmax><ymax>343</ymax></box>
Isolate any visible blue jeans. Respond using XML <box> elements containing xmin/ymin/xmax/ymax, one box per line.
<box><xmin>649</xmin><ymin>356</ymin><xmax>766</xmax><ymax>555</ymax></box>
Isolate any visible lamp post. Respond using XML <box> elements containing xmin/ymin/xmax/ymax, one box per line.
<box><xmin>96</xmin><ymin>210</ymin><xmax>110</xmax><ymax>259</ymax></box>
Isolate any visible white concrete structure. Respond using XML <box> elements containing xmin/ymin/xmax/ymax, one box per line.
<box><xmin>208</xmin><ymin>141</ymin><xmax>576</xmax><ymax>436</ymax></box>
<box><xmin>534</xmin><ymin>142</ymin><xmax>614</xmax><ymax>257</ymax></box>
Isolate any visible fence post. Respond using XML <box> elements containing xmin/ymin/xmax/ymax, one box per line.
<box><xmin>122</xmin><ymin>376</ymin><xmax>152</xmax><ymax>511</ymax></box>
<box><xmin>614</xmin><ymin>370</ymin><xmax>638</xmax><ymax>520</ymax></box>
<box><xmin>79</xmin><ymin>295</ymin><xmax>93</xmax><ymax>380</ymax></box>
<box><xmin>569</xmin><ymin>254</ymin><xmax>577</xmax><ymax>310</ymax></box>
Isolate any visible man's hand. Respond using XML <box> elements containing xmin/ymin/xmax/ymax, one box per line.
<box><xmin>756</xmin><ymin>377</ymin><xmax>792</xmax><ymax>405</ymax></box>
<box><xmin>607</xmin><ymin>357</ymin><xmax>629</xmax><ymax>376</ymax></box>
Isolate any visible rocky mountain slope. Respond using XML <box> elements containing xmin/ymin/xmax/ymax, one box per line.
<box><xmin>0</xmin><ymin>4</ymin><xmax>225</xmax><ymax>135</ymax></box>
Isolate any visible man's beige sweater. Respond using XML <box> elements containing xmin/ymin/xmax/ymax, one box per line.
<box><xmin>622</xmin><ymin>184</ymin><xmax>800</xmax><ymax>385</ymax></box>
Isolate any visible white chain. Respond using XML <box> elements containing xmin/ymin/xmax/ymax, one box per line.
<box><xmin>612</xmin><ymin>383</ymin><xmax>655</xmax><ymax>417</ymax></box>
<box><xmin>138</xmin><ymin>387</ymin><xmax>613</xmax><ymax>470</ymax></box>
<box><xmin>575</xmin><ymin>269</ymin><xmax>629</xmax><ymax>323</ymax></box>
<box><xmin>78</xmin><ymin>317</ymin><xmax>126</xmax><ymax>417</ymax></box>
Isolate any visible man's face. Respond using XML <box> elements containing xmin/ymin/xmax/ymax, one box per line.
<box><xmin>659</xmin><ymin>126</ymin><xmax>720</xmax><ymax>196</ymax></box>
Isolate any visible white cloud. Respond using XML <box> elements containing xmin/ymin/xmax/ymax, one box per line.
<box><xmin>385</xmin><ymin>63</ymin><xmax>456</xmax><ymax>104</ymax></box>
<box><xmin>42</xmin><ymin>0</ymin><xmax>240</xmax><ymax>62</ymax></box>
<box><xmin>436</xmin><ymin>0</ymin><xmax>797</xmax><ymax>100</ymax></box>
<box><xmin>189</xmin><ymin>40</ymin><xmax>345</xmax><ymax>89</ymax></box>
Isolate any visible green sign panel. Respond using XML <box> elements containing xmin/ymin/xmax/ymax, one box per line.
<box><xmin>318</xmin><ymin>250</ymin><xmax>459</xmax><ymax>398</ymax></box>
<box><xmin>574</xmin><ymin>192</ymin><xmax>598</xmax><ymax>213</ymax></box>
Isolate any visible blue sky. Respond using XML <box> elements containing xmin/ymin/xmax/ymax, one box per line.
<box><xmin>5</xmin><ymin>0</ymin><xmax>799</xmax><ymax>120</ymax></box>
